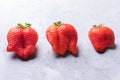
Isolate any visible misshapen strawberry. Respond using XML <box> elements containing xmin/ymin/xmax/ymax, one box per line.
<box><xmin>46</xmin><ymin>21</ymin><xmax>78</xmax><ymax>56</ymax></box>
<box><xmin>88</xmin><ymin>24</ymin><xmax>115</xmax><ymax>52</ymax></box>
<box><xmin>7</xmin><ymin>23</ymin><xmax>38</xmax><ymax>59</ymax></box>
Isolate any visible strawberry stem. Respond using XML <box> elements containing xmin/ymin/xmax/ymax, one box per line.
<box><xmin>98</xmin><ymin>24</ymin><xmax>104</xmax><ymax>27</ymax></box>
<box><xmin>54</xmin><ymin>21</ymin><xmax>63</xmax><ymax>26</ymax></box>
<box><xmin>93</xmin><ymin>25</ymin><xmax>97</xmax><ymax>27</ymax></box>
<box><xmin>93</xmin><ymin>24</ymin><xmax>104</xmax><ymax>27</ymax></box>
<box><xmin>18</xmin><ymin>23</ymin><xmax>31</xmax><ymax>29</ymax></box>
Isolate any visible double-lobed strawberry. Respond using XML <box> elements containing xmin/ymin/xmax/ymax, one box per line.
<box><xmin>7</xmin><ymin>23</ymin><xmax>38</xmax><ymax>59</ymax></box>
<box><xmin>46</xmin><ymin>21</ymin><xmax>78</xmax><ymax>56</ymax></box>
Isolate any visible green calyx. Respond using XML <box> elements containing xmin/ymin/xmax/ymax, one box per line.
<box><xmin>54</xmin><ymin>21</ymin><xmax>63</xmax><ymax>26</ymax></box>
<box><xmin>18</xmin><ymin>23</ymin><xmax>31</xmax><ymax>29</ymax></box>
<box><xmin>93</xmin><ymin>24</ymin><xmax>104</xmax><ymax>27</ymax></box>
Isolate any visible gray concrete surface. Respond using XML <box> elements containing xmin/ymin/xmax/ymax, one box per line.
<box><xmin>0</xmin><ymin>0</ymin><xmax>120</xmax><ymax>80</ymax></box>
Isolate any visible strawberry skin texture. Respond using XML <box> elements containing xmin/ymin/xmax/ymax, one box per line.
<box><xmin>46</xmin><ymin>22</ymin><xmax>78</xmax><ymax>56</ymax></box>
<box><xmin>88</xmin><ymin>26</ymin><xmax>115</xmax><ymax>52</ymax></box>
<box><xmin>7</xmin><ymin>25</ymin><xmax>38</xmax><ymax>59</ymax></box>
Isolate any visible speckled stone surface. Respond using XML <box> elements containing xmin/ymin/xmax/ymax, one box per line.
<box><xmin>0</xmin><ymin>0</ymin><xmax>120</xmax><ymax>80</ymax></box>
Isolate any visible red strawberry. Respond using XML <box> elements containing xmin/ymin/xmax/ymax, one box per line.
<box><xmin>88</xmin><ymin>24</ymin><xmax>115</xmax><ymax>52</ymax></box>
<box><xmin>46</xmin><ymin>21</ymin><xmax>78</xmax><ymax>56</ymax></box>
<box><xmin>7</xmin><ymin>23</ymin><xmax>38</xmax><ymax>59</ymax></box>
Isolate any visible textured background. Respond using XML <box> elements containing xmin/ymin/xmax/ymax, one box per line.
<box><xmin>0</xmin><ymin>0</ymin><xmax>120</xmax><ymax>80</ymax></box>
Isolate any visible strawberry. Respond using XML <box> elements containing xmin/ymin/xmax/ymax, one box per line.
<box><xmin>46</xmin><ymin>21</ymin><xmax>78</xmax><ymax>56</ymax></box>
<box><xmin>88</xmin><ymin>24</ymin><xmax>115</xmax><ymax>52</ymax></box>
<box><xmin>7</xmin><ymin>23</ymin><xmax>38</xmax><ymax>59</ymax></box>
